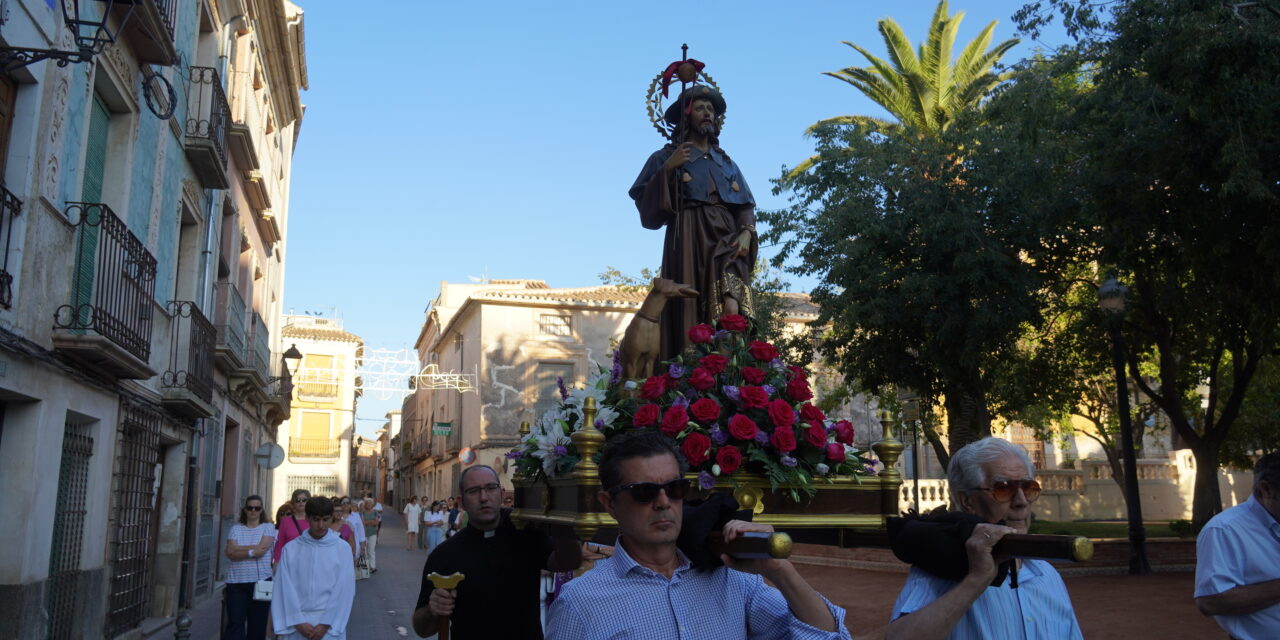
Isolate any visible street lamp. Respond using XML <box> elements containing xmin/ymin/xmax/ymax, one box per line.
<box><xmin>0</xmin><ymin>1</ymin><xmax>137</xmax><ymax>72</ymax></box>
<box><xmin>1098</xmin><ymin>274</ymin><xmax>1152</xmax><ymax>575</ymax></box>
<box><xmin>283</xmin><ymin>343</ymin><xmax>303</xmax><ymax>376</ymax></box>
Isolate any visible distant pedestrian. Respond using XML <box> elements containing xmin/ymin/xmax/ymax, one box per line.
<box><xmin>1195</xmin><ymin>451</ymin><xmax>1280</xmax><ymax>639</ymax></box>
<box><xmin>446</xmin><ymin>496</ymin><xmax>461</xmax><ymax>539</ymax></box>
<box><xmin>424</xmin><ymin>501</ymin><xmax>447</xmax><ymax>554</ymax></box>
<box><xmin>328</xmin><ymin>499</ymin><xmax>358</xmax><ymax>562</ymax></box>
<box><xmin>404</xmin><ymin>496</ymin><xmax>422</xmax><ymax>549</ymax></box>
<box><xmin>223</xmin><ymin>495</ymin><xmax>274</xmax><ymax>640</ymax></box>
<box><xmin>418</xmin><ymin>497</ymin><xmax>430</xmax><ymax>549</ymax></box>
<box><xmin>272</xmin><ymin>497</ymin><xmax>355</xmax><ymax>639</ymax></box>
<box><xmin>360</xmin><ymin>498</ymin><xmax>380</xmax><ymax>574</ymax></box>
<box><xmin>273</xmin><ymin>489</ymin><xmax>311</xmax><ymax>565</ymax></box>
<box><xmin>340</xmin><ymin>497</ymin><xmax>367</xmax><ymax>565</ymax></box>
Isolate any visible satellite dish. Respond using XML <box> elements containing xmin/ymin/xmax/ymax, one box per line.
<box><xmin>254</xmin><ymin>443</ymin><xmax>285</xmax><ymax>469</ymax></box>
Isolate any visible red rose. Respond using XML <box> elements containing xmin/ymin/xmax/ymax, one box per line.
<box><xmin>687</xmin><ymin>323</ymin><xmax>715</xmax><ymax>344</ymax></box>
<box><xmin>787</xmin><ymin>365</ymin><xmax>808</xmax><ymax>380</ymax></box>
<box><xmin>633</xmin><ymin>404</ymin><xmax>660</xmax><ymax>427</ymax></box>
<box><xmin>690</xmin><ymin>398</ymin><xmax>721</xmax><ymax>423</ymax></box>
<box><xmin>719</xmin><ymin>314</ymin><xmax>748</xmax><ymax>332</ymax></box>
<box><xmin>748</xmin><ymin>341</ymin><xmax>779</xmax><ymax>362</ymax></box>
<box><xmin>786</xmin><ymin>377</ymin><xmax>813</xmax><ymax>402</ymax></box>
<box><xmin>727</xmin><ymin>414</ymin><xmax>759</xmax><ymax>441</ymax></box>
<box><xmin>699</xmin><ymin>354</ymin><xmax>728</xmax><ymax>375</ymax></box>
<box><xmin>742</xmin><ymin>366</ymin><xmax>766</xmax><ymax>384</ymax></box>
<box><xmin>833</xmin><ymin>420</ymin><xmax>855</xmax><ymax>445</ymax></box>
<box><xmin>770</xmin><ymin>426</ymin><xmax>797</xmax><ymax>452</ymax></box>
<box><xmin>688</xmin><ymin>367</ymin><xmax>716</xmax><ymax>391</ymax></box>
<box><xmin>805</xmin><ymin>424</ymin><xmax>827</xmax><ymax>449</ymax></box>
<box><xmin>767</xmin><ymin>399</ymin><xmax>795</xmax><ymax>429</ymax></box>
<box><xmin>739</xmin><ymin>385</ymin><xmax>769</xmax><ymax>409</ymax></box>
<box><xmin>799</xmin><ymin>403</ymin><xmax>826</xmax><ymax>428</ymax></box>
<box><xmin>661</xmin><ymin>405</ymin><xmax>689</xmax><ymax>437</ymax></box>
<box><xmin>826</xmin><ymin>442</ymin><xmax>847</xmax><ymax>461</ymax></box>
<box><xmin>640</xmin><ymin>376</ymin><xmax>667</xmax><ymax>400</ymax></box>
<box><xmin>716</xmin><ymin>445</ymin><xmax>743</xmax><ymax>475</ymax></box>
<box><xmin>681</xmin><ymin>432</ymin><xmax>712</xmax><ymax>466</ymax></box>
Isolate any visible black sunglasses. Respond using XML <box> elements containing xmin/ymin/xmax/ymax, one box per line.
<box><xmin>244</xmin><ymin>505</ymin><xmax>262</xmax><ymax>511</ymax></box>
<box><xmin>608</xmin><ymin>478</ymin><xmax>690</xmax><ymax>504</ymax></box>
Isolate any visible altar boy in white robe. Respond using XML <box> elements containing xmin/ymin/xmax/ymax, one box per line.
<box><xmin>272</xmin><ymin>496</ymin><xmax>355</xmax><ymax>639</ymax></box>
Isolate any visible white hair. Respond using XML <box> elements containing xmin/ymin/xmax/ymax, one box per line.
<box><xmin>947</xmin><ymin>437</ymin><xmax>1035</xmax><ymax>505</ymax></box>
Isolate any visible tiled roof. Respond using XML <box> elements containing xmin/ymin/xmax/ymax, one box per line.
<box><xmin>282</xmin><ymin>324</ymin><xmax>364</xmax><ymax>343</ymax></box>
<box><xmin>471</xmin><ymin>285</ymin><xmax>647</xmax><ymax>307</ymax></box>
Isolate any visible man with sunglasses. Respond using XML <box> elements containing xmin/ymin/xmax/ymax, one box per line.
<box><xmin>1194</xmin><ymin>451</ymin><xmax>1280</xmax><ymax>640</ymax></box>
<box><xmin>412</xmin><ymin>465</ymin><xmax>582</xmax><ymax>639</ymax></box>
<box><xmin>545</xmin><ymin>430</ymin><xmax>851</xmax><ymax>639</ymax></box>
<box><xmin>887</xmin><ymin>437</ymin><xmax>1083</xmax><ymax>639</ymax></box>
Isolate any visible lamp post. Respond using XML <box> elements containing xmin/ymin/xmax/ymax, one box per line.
<box><xmin>1098</xmin><ymin>274</ymin><xmax>1152</xmax><ymax>575</ymax></box>
<box><xmin>0</xmin><ymin>1</ymin><xmax>137</xmax><ymax>72</ymax></box>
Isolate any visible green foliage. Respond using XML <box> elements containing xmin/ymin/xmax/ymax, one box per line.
<box><xmin>1168</xmin><ymin>519</ymin><xmax>1197</xmax><ymax>539</ymax></box>
<box><xmin>1221</xmin><ymin>356</ymin><xmax>1280</xmax><ymax>469</ymax></box>
<box><xmin>598</xmin><ymin>266</ymin><xmax>659</xmax><ymax>292</ymax></box>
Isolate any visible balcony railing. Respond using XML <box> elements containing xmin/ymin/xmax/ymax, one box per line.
<box><xmin>213</xmin><ymin>281</ymin><xmax>246</xmax><ymax>371</ymax></box>
<box><xmin>289</xmin><ymin>437</ymin><xmax>340</xmax><ymax>459</ymax></box>
<box><xmin>245</xmin><ymin>310</ymin><xmax>271</xmax><ymax>385</ymax></box>
<box><xmin>184</xmin><ymin>67</ymin><xmax>230</xmax><ymax>189</ymax></box>
<box><xmin>0</xmin><ymin>184</ymin><xmax>19</xmax><ymax>309</ymax></box>
<box><xmin>160</xmin><ymin>301</ymin><xmax>216</xmax><ymax>417</ymax></box>
<box><xmin>115</xmin><ymin>0</ymin><xmax>178</xmax><ymax>66</ymax></box>
<box><xmin>52</xmin><ymin>203</ymin><xmax>157</xmax><ymax>377</ymax></box>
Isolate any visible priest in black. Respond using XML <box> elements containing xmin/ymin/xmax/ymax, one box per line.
<box><xmin>412</xmin><ymin>465</ymin><xmax>582</xmax><ymax>639</ymax></box>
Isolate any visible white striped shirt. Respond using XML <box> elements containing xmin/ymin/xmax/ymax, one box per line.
<box><xmin>227</xmin><ymin>523</ymin><xmax>275</xmax><ymax>584</ymax></box>
<box><xmin>892</xmin><ymin>559</ymin><xmax>1083</xmax><ymax>639</ymax></box>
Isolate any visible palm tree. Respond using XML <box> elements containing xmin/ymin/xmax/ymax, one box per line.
<box><xmin>789</xmin><ymin>0</ymin><xmax>1018</xmax><ymax>176</ymax></box>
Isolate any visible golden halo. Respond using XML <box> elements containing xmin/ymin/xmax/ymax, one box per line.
<box><xmin>646</xmin><ymin>70</ymin><xmax>723</xmax><ymax>140</ymax></box>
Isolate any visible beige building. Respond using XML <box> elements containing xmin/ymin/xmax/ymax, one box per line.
<box><xmin>0</xmin><ymin>1</ymin><xmax>305</xmax><ymax>636</ymax></box>
<box><xmin>272</xmin><ymin>315</ymin><xmax>362</xmax><ymax>507</ymax></box>
<box><xmin>351</xmin><ymin>435</ymin><xmax>381</xmax><ymax>499</ymax></box>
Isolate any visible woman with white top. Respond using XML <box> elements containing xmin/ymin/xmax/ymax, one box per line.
<box><xmin>224</xmin><ymin>495</ymin><xmax>275</xmax><ymax>640</ymax></box>
<box><xmin>424</xmin><ymin>501</ymin><xmax>447</xmax><ymax>555</ymax></box>
<box><xmin>403</xmin><ymin>496</ymin><xmax>421</xmax><ymax>550</ymax></box>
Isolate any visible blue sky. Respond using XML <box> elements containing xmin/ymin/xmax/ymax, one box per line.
<box><xmin>283</xmin><ymin>1</ymin><xmax>1065</xmax><ymax>435</ymax></box>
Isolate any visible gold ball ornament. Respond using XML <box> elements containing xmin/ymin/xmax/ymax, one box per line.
<box><xmin>677</xmin><ymin>62</ymin><xmax>698</xmax><ymax>83</ymax></box>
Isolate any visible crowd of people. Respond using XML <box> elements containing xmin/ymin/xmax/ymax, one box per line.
<box><xmin>220</xmin><ymin>439</ymin><xmax>1279</xmax><ymax>640</ymax></box>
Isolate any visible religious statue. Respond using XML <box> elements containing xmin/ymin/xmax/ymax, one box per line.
<box><xmin>629</xmin><ymin>53</ymin><xmax>758</xmax><ymax>363</ymax></box>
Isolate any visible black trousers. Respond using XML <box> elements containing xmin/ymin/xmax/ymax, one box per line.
<box><xmin>223</xmin><ymin>581</ymin><xmax>270</xmax><ymax>640</ymax></box>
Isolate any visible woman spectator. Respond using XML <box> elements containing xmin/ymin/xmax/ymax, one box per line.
<box><xmin>403</xmin><ymin>496</ymin><xmax>421</xmax><ymax>550</ymax></box>
<box><xmin>273</xmin><ymin>489</ymin><xmax>310</xmax><ymax>565</ymax></box>
<box><xmin>424</xmin><ymin>501</ymin><xmax>447</xmax><ymax>555</ymax></box>
<box><xmin>329</xmin><ymin>499</ymin><xmax>358</xmax><ymax>561</ymax></box>
<box><xmin>224</xmin><ymin>495</ymin><xmax>275</xmax><ymax>640</ymax></box>
<box><xmin>360</xmin><ymin>499</ymin><xmax>380</xmax><ymax>573</ymax></box>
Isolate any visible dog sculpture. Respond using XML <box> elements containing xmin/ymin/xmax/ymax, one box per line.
<box><xmin>619</xmin><ymin>278</ymin><xmax>699</xmax><ymax>381</ymax></box>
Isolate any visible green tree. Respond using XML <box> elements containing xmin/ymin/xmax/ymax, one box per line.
<box><xmin>788</xmin><ymin>0</ymin><xmax>1018</xmax><ymax>176</ymax></box>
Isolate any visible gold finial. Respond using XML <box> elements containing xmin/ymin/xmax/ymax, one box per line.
<box><xmin>872</xmin><ymin>409</ymin><xmax>904</xmax><ymax>482</ymax></box>
<box><xmin>571</xmin><ymin>396</ymin><xmax>606</xmax><ymax>480</ymax></box>
<box><xmin>519</xmin><ymin>421</ymin><xmax>530</xmax><ymax>437</ymax></box>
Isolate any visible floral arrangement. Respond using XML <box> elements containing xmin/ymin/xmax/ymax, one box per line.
<box><xmin>508</xmin><ymin>314</ymin><xmax>876</xmax><ymax>495</ymax></box>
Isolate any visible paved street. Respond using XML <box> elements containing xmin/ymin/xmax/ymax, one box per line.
<box><xmin>346</xmin><ymin>509</ymin><xmax>433</xmax><ymax>640</ymax></box>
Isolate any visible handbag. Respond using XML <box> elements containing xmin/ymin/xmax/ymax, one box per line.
<box><xmin>252</xmin><ymin>577</ymin><xmax>273</xmax><ymax>602</ymax></box>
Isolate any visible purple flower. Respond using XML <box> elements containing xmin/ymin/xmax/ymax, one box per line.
<box><xmin>698</xmin><ymin>471</ymin><xmax>716</xmax><ymax>490</ymax></box>
<box><xmin>815</xmin><ymin>463</ymin><xmax>830</xmax><ymax>475</ymax></box>
<box><xmin>672</xmin><ymin>394</ymin><xmax>690</xmax><ymax>407</ymax></box>
<box><xmin>762</xmin><ymin>384</ymin><xmax>776</xmax><ymax>396</ymax></box>
<box><xmin>668</xmin><ymin>363</ymin><xmax>686</xmax><ymax>379</ymax></box>
<box><xmin>781</xmin><ymin>455</ymin><xmax>798</xmax><ymax>468</ymax></box>
<box><xmin>504</xmin><ymin>450</ymin><xmax>524</xmax><ymax>459</ymax></box>
<box><xmin>553</xmin><ymin>445</ymin><xmax>568</xmax><ymax>456</ymax></box>
<box><xmin>556</xmin><ymin>376</ymin><xmax>569</xmax><ymax>402</ymax></box>
<box><xmin>709</xmin><ymin>426</ymin><xmax>728</xmax><ymax>445</ymax></box>
<box><xmin>723</xmin><ymin>385</ymin><xmax>741</xmax><ymax>402</ymax></box>
<box><xmin>610</xmin><ymin>351</ymin><xmax>623</xmax><ymax>387</ymax></box>
<box><xmin>754</xmin><ymin>430</ymin><xmax>770</xmax><ymax>445</ymax></box>
<box><xmin>714</xmin><ymin>329</ymin><xmax>730</xmax><ymax>340</ymax></box>
<box><xmin>595</xmin><ymin>418</ymin><xmax>606</xmax><ymax>428</ymax></box>
<box><xmin>770</xmin><ymin>358</ymin><xmax>784</xmax><ymax>370</ymax></box>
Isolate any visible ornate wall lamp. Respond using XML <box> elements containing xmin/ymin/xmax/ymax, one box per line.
<box><xmin>0</xmin><ymin>1</ymin><xmax>137</xmax><ymax>72</ymax></box>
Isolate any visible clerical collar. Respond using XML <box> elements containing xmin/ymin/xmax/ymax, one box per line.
<box><xmin>483</xmin><ymin>529</ymin><xmax>496</xmax><ymax>539</ymax></box>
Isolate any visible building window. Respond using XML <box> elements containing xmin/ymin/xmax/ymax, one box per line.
<box><xmin>287</xmin><ymin>475</ymin><xmax>338</xmax><ymax>497</ymax></box>
<box><xmin>533</xmin><ymin>362</ymin><xmax>575</xmax><ymax>415</ymax></box>
<box><xmin>540</xmin><ymin>314</ymin><xmax>571</xmax><ymax>337</ymax></box>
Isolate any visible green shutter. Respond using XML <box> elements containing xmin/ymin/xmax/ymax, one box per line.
<box><xmin>72</xmin><ymin>96</ymin><xmax>110</xmax><ymax>323</ymax></box>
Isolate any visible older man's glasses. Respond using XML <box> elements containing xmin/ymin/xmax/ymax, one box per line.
<box><xmin>979</xmin><ymin>479</ymin><xmax>1042</xmax><ymax>502</ymax></box>
<box><xmin>462</xmin><ymin>483</ymin><xmax>503</xmax><ymax>498</ymax></box>
<box><xmin>608</xmin><ymin>478</ymin><xmax>690</xmax><ymax>504</ymax></box>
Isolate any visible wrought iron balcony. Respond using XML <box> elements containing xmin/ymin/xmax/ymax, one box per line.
<box><xmin>240</xmin><ymin>310</ymin><xmax>271</xmax><ymax>388</ymax></box>
<box><xmin>212</xmin><ymin>281</ymin><xmax>246</xmax><ymax>372</ymax></box>
<box><xmin>52</xmin><ymin>203</ymin><xmax>157</xmax><ymax>379</ymax></box>
<box><xmin>0</xmin><ymin>184</ymin><xmax>19</xmax><ymax>309</ymax></box>
<box><xmin>115</xmin><ymin>0</ymin><xmax>179</xmax><ymax>66</ymax></box>
<box><xmin>289</xmin><ymin>437</ymin><xmax>341</xmax><ymax>459</ymax></box>
<box><xmin>161</xmin><ymin>301</ymin><xmax>216</xmax><ymax>418</ymax></box>
<box><xmin>184</xmin><ymin>66</ymin><xmax>230</xmax><ymax>189</ymax></box>
<box><xmin>265</xmin><ymin>358</ymin><xmax>295</xmax><ymax>426</ymax></box>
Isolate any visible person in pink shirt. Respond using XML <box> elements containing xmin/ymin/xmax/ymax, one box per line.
<box><xmin>273</xmin><ymin>489</ymin><xmax>311</xmax><ymax>566</ymax></box>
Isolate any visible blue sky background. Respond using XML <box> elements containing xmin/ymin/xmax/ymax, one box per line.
<box><xmin>283</xmin><ymin>1</ymin><xmax>1066</xmax><ymax>435</ymax></box>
